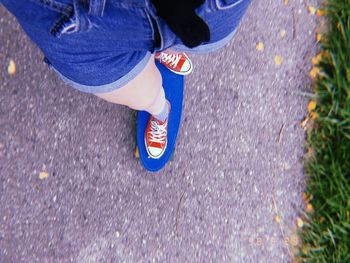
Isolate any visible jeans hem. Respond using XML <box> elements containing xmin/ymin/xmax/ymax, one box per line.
<box><xmin>170</xmin><ymin>28</ymin><xmax>237</xmax><ymax>54</ymax></box>
<box><xmin>53</xmin><ymin>52</ymin><xmax>152</xmax><ymax>94</ymax></box>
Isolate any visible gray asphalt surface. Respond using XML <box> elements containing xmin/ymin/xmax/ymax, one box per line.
<box><xmin>0</xmin><ymin>0</ymin><xmax>318</xmax><ymax>262</ymax></box>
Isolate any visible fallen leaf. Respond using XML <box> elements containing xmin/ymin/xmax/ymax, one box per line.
<box><xmin>280</xmin><ymin>29</ymin><xmax>286</xmax><ymax>38</ymax></box>
<box><xmin>305</xmin><ymin>203</ymin><xmax>314</xmax><ymax>213</ymax></box>
<box><xmin>274</xmin><ymin>215</ymin><xmax>281</xmax><ymax>223</ymax></box>
<box><xmin>316</xmin><ymin>9</ymin><xmax>326</xmax><ymax>17</ymax></box>
<box><xmin>302</xmin><ymin>192</ymin><xmax>313</xmax><ymax>203</ymax></box>
<box><xmin>296</xmin><ymin>217</ymin><xmax>304</xmax><ymax>228</ymax></box>
<box><xmin>39</xmin><ymin>171</ymin><xmax>49</xmax><ymax>180</ymax></box>
<box><xmin>308</xmin><ymin>101</ymin><xmax>316</xmax><ymax>113</ymax></box>
<box><xmin>316</xmin><ymin>33</ymin><xmax>322</xmax><ymax>42</ymax></box>
<box><xmin>337</xmin><ymin>22</ymin><xmax>341</xmax><ymax>30</ymax></box>
<box><xmin>274</xmin><ymin>55</ymin><xmax>283</xmax><ymax>65</ymax></box>
<box><xmin>323</xmin><ymin>50</ymin><xmax>329</xmax><ymax>59</ymax></box>
<box><xmin>311</xmin><ymin>52</ymin><xmax>323</xmax><ymax>65</ymax></box>
<box><xmin>309</xmin><ymin>67</ymin><xmax>321</xmax><ymax>79</ymax></box>
<box><xmin>7</xmin><ymin>60</ymin><xmax>16</xmax><ymax>75</ymax></box>
<box><xmin>308</xmin><ymin>5</ymin><xmax>316</xmax><ymax>15</ymax></box>
<box><xmin>310</xmin><ymin>112</ymin><xmax>319</xmax><ymax>120</ymax></box>
<box><xmin>256</xmin><ymin>42</ymin><xmax>264</xmax><ymax>51</ymax></box>
<box><xmin>135</xmin><ymin>147</ymin><xmax>139</xmax><ymax>158</ymax></box>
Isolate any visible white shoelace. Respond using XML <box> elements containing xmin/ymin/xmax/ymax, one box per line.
<box><xmin>148</xmin><ymin>120</ymin><xmax>167</xmax><ymax>144</ymax></box>
<box><xmin>158</xmin><ymin>52</ymin><xmax>181</xmax><ymax>68</ymax></box>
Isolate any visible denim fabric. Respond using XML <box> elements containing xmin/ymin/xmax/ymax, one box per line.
<box><xmin>172</xmin><ymin>27</ymin><xmax>238</xmax><ymax>54</ymax></box>
<box><xmin>1</xmin><ymin>0</ymin><xmax>252</xmax><ymax>93</ymax></box>
<box><xmin>145</xmin><ymin>0</ymin><xmax>252</xmax><ymax>52</ymax></box>
<box><xmin>2</xmin><ymin>0</ymin><xmax>155</xmax><ymax>91</ymax></box>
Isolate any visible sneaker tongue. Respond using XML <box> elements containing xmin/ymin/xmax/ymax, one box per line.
<box><xmin>155</xmin><ymin>52</ymin><xmax>163</xmax><ymax>60</ymax></box>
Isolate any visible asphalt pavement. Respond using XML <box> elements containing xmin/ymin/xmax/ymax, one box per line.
<box><xmin>1</xmin><ymin>0</ymin><xmax>318</xmax><ymax>262</ymax></box>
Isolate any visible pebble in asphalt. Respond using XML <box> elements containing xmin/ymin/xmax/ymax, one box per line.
<box><xmin>0</xmin><ymin>0</ymin><xmax>319</xmax><ymax>262</ymax></box>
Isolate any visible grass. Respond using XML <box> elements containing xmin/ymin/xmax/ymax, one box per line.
<box><xmin>296</xmin><ymin>0</ymin><xmax>350</xmax><ymax>261</ymax></box>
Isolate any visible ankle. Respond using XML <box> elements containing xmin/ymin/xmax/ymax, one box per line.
<box><xmin>153</xmin><ymin>100</ymin><xmax>170</xmax><ymax>122</ymax></box>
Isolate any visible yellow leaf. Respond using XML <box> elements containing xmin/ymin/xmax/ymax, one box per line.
<box><xmin>308</xmin><ymin>101</ymin><xmax>316</xmax><ymax>113</ymax></box>
<box><xmin>284</xmin><ymin>0</ymin><xmax>288</xmax><ymax>5</ymax></box>
<box><xmin>337</xmin><ymin>22</ymin><xmax>341</xmax><ymax>30</ymax></box>
<box><xmin>311</xmin><ymin>52</ymin><xmax>323</xmax><ymax>65</ymax></box>
<box><xmin>280</xmin><ymin>29</ymin><xmax>287</xmax><ymax>38</ymax></box>
<box><xmin>280</xmin><ymin>30</ymin><xmax>286</xmax><ymax>38</ymax></box>
<box><xmin>323</xmin><ymin>50</ymin><xmax>329</xmax><ymax>59</ymax></box>
<box><xmin>316</xmin><ymin>9</ymin><xmax>327</xmax><ymax>17</ymax></box>
<box><xmin>274</xmin><ymin>55</ymin><xmax>283</xmax><ymax>65</ymax></box>
<box><xmin>305</xmin><ymin>203</ymin><xmax>314</xmax><ymax>213</ymax></box>
<box><xmin>316</xmin><ymin>33</ymin><xmax>322</xmax><ymax>42</ymax></box>
<box><xmin>302</xmin><ymin>192</ymin><xmax>313</xmax><ymax>202</ymax></box>
<box><xmin>256</xmin><ymin>42</ymin><xmax>264</xmax><ymax>51</ymax></box>
<box><xmin>39</xmin><ymin>171</ymin><xmax>49</xmax><ymax>180</ymax></box>
<box><xmin>274</xmin><ymin>215</ymin><xmax>281</xmax><ymax>223</ymax></box>
<box><xmin>311</xmin><ymin>112</ymin><xmax>319</xmax><ymax>120</ymax></box>
<box><xmin>135</xmin><ymin>147</ymin><xmax>140</xmax><ymax>158</ymax></box>
<box><xmin>308</xmin><ymin>5</ymin><xmax>316</xmax><ymax>15</ymax></box>
<box><xmin>296</xmin><ymin>217</ymin><xmax>304</xmax><ymax>228</ymax></box>
<box><xmin>309</xmin><ymin>67</ymin><xmax>320</xmax><ymax>79</ymax></box>
<box><xmin>7</xmin><ymin>59</ymin><xmax>16</xmax><ymax>75</ymax></box>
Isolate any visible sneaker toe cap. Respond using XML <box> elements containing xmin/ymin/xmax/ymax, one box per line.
<box><xmin>147</xmin><ymin>146</ymin><xmax>164</xmax><ymax>158</ymax></box>
<box><xmin>181</xmin><ymin>60</ymin><xmax>192</xmax><ymax>73</ymax></box>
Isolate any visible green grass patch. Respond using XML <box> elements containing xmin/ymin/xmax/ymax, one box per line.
<box><xmin>297</xmin><ymin>0</ymin><xmax>350</xmax><ymax>262</ymax></box>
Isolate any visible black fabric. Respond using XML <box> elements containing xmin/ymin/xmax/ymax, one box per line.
<box><xmin>150</xmin><ymin>15</ymin><xmax>161</xmax><ymax>49</ymax></box>
<box><xmin>151</xmin><ymin>0</ymin><xmax>210</xmax><ymax>48</ymax></box>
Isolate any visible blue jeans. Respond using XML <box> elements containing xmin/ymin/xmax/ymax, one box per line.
<box><xmin>1</xmin><ymin>0</ymin><xmax>252</xmax><ymax>93</ymax></box>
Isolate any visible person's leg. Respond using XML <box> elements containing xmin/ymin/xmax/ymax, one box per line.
<box><xmin>94</xmin><ymin>54</ymin><xmax>166</xmax><ymax>116</ymax></box>
<box><xmin>94</xmin><ymin>54</ymin><xmax>170</xmax><ymax>159</ymax></box>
